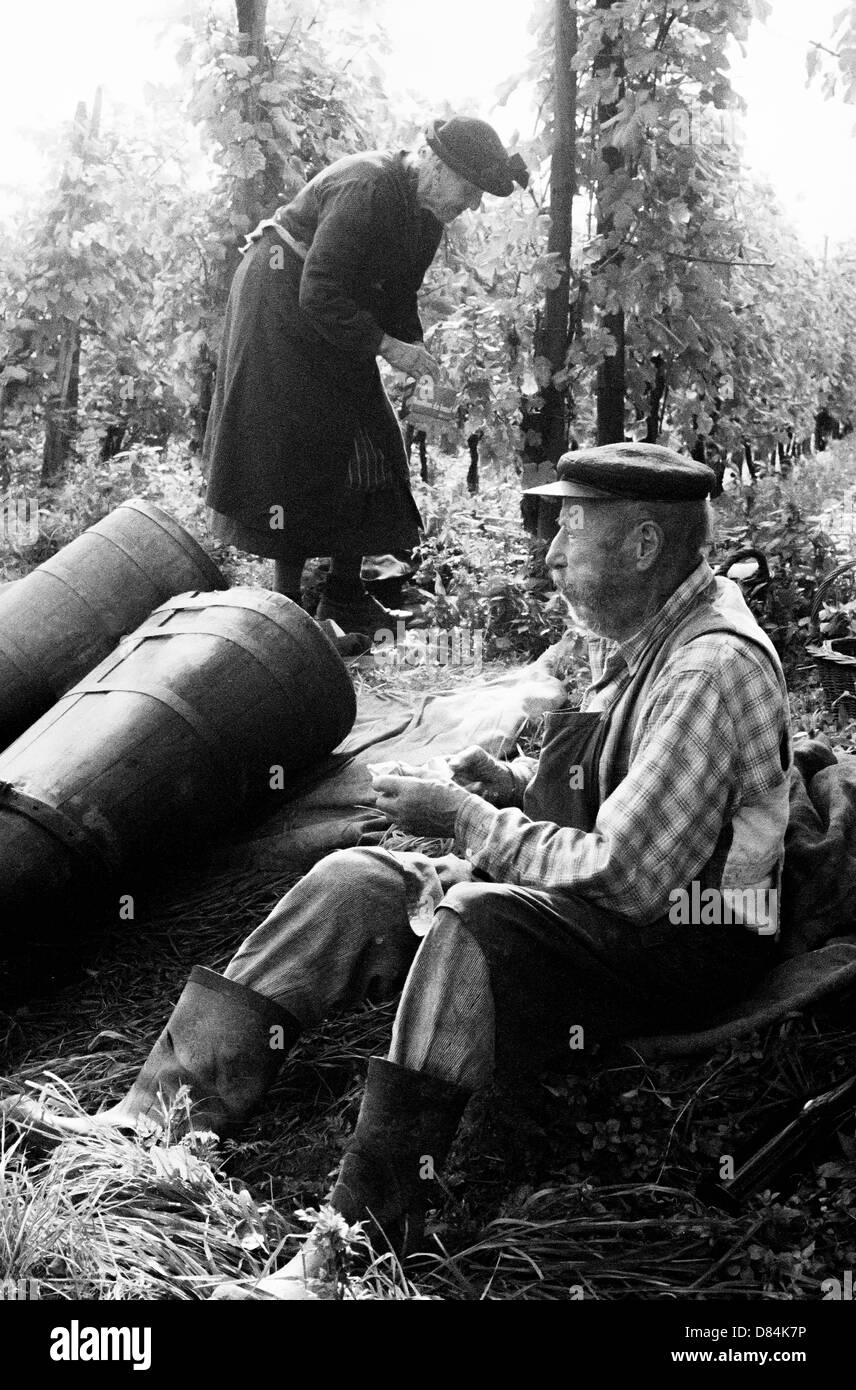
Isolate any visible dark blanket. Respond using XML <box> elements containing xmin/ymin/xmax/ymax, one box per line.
<box><xmin>636</xmin><ymin>735</ymin><xmax>856</xmax><ymax>1058</ymax></box>
<box><xmin>781</xmin><ymin>735</ymin><xmax>856</xmax><ymax>956</ymax></box>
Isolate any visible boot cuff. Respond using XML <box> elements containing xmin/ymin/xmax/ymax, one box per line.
<box><xmin>189</xmin><ymin>965</ymin><xmax>301</xmax><ymax>1036</ymax></box>
<box><xmin>366</xmin><ymin>1055</ymin><xmax>470</xmax><ymax>1107</ymax></box>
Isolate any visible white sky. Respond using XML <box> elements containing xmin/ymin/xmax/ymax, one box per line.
<box><xmin>0</xmin><ymin>0</ymin><xmax>853</xmax><ymax>250</ymax></box>
<box><xmin>730</xmin><ymin>0</ymin><xmax>856</xmax><ymax>253</ymax></box>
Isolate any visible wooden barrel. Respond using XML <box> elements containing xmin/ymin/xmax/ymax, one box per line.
<box><xmin>0</xmin><ymin>498</ymin><xmax>227</xmax><ymax>748</ymax></box>
<box><xmin>0</xmin><ymin>588</ymin><xmax>356</xmax><ymax>946</ymax></box>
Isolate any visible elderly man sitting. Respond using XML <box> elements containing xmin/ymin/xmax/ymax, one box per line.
<box><xmin>8</xmin><ymin>443</ymin><xmax>792</xmax><ymax>1298</ymax></box>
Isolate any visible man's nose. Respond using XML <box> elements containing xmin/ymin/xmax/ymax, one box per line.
<box><xmin>545</xmin><ymin>536</ymin><xmax>566</xmax><ymax>569</ymax></box>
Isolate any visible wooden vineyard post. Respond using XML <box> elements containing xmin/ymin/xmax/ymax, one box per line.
<box><xmin>224</xmin><ymin>0</ymin><xmax>270</xmax><ymax>287</ymax></box>
<box><xmin>594</xmin><ymin>0</ymin><xmax>626</xmax><ymax>446</ymax></box>
<box><xmin>41</xmin><ymin>91</ymin><xmax>102</xmax><ymax>485</ymax></box>
<box><xmin>522</xmin><ymin>0</ymin><xmax>578</xmax><ymax>540</ymax></box>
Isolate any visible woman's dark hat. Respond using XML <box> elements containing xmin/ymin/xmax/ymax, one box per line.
<box><xmin>525</xmin><ymin>443</ymin><xmax>716</xmax><ymax>501</ymax></box>
<box><xmin>425</xmin><ymin>117</ymin><xmax>529</xmax><ymax>197</ymax></box>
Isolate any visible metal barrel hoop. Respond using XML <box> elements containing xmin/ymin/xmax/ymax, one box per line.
<box><xmin>0</xmin><ymin>780</ymin><xmax>120</xmax><ymax>875</ymax></box>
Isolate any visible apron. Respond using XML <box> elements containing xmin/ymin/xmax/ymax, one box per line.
<box><xmin>522</xmin><ymin>706</ymin><xmax>732</xmax><ymax>889</ymax></box>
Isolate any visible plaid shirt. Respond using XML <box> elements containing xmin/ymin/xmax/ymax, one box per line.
<box><xmin>453</xmin><ymin>562</ymin><xmax>791</xmax><ymax>924</ymax></box>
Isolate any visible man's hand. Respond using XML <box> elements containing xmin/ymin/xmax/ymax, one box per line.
<box><xmin>370</xmin><ymin>774</ymin><xmax>468</xmax><ymax>837</ymax></box>
<box><xmin>378</xmin><ymin>334</ymin><xmax>441</xmax><ymax>384</ymax></box>
<box><xmin>431</xmin><ymin>852</ymin><xmax>475</xmax><ymax>892</ymax></box>
<box><xmin>448</xmin><ymin>745</ymin><xmax>515</xmax><ymax>807</ymax></box>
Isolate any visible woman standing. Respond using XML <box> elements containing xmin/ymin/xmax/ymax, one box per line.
<box><xmin>202</xmin><ymin>117</ymin><xmax>528</xmax><ymax>635</ymax></box>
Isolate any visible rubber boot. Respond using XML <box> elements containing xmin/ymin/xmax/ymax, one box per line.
<box><xmin>328</xmin><ymin>1056</ymin><xmax>470</xmax><ymax>1256</ymax></box>
<box><xmin>315</xmin><ymin>578</ymin><xmax>413</xmax><ymax>638</ymax></box>
<box><xmin>208</xmin><ymin>1056</ymin><xmax>470</xmax><ymax>1299</ymax></box>
<box><xmin>2</xmin><ymin>966</ymin><xmax>301</xmax><ymax>1144</ymax></box>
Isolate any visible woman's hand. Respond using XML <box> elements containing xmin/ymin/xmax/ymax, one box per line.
<box><xmin>378</xmin><ymin>335</ymin><xmax>441</xmax><ymax>383</ymax></box>
<box><xmin>448</xmin><ymin>745</ymin><xmax>515</xmax><ymax>807</ymax></box>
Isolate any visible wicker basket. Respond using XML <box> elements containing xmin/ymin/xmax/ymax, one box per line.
<box><xmin>808</xmin><ymin>559</ymin><xmax>856</xmax><ymax>702</ymax></box>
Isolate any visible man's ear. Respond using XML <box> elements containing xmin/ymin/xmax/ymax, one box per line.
<box><xmin>633</xmin><ymin>521</ymin><xmax>664</xmax><ymax>571</ymax></box>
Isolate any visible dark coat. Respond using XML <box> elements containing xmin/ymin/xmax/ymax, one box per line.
<box><xmin>203</xmin><ymin>151</ymin><xmax>443</xmax><ymax>556</ymax></box>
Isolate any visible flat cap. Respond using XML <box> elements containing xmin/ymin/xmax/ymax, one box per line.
<box><xmin>525</xmin><ymin>442</ymin><xmax>716</xmax><ymax>501</ymax></box>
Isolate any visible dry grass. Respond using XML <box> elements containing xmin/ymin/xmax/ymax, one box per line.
<box><xmin>1</xmin><ymin>847</ymin><xmax>854</xmax><ymax>1301</ymax></box>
